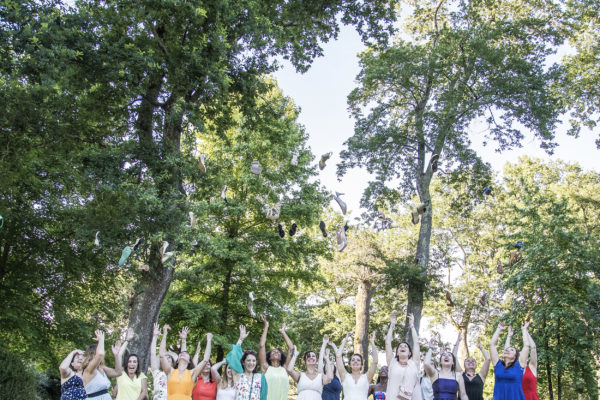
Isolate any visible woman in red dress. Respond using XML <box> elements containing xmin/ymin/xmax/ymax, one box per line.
<box><xmin>520</xmin><ymin>322</ymin><xmax>540</xmax><ymax>400</ymax></box>
<box><xmin>192</xmin><ymin>360</ymin><xmax>218</xmax><ymax>400</ymax></box>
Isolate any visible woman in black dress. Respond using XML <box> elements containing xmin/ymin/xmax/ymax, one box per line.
<box><xmin>461</xmin><ymin>340</ymin><xmax>490</xmax><ymax>400</ymax></box>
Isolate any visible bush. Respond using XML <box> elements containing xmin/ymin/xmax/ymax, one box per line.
<box><xmin>0</xmin><ymin>346</ymin><xmax>38</xmax><ymax>400</ymax></box>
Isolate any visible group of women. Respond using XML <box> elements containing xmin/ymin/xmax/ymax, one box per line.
<box><xmin>58</xmin><ymin>312</ymin><xmax>540</xmax><ymax>400</ymax></box>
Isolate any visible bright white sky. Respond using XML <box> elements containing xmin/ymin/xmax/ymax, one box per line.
<box><xmin>272</xmin><ymin>24</ymin><xmax>599</xmax><ymax>348</ymax></box>
<box><xmin>273</xmin><ymin>25</ymin><xmax>599</xmax><ymax>220</ymax></box>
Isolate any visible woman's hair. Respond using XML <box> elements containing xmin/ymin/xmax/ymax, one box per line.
<box><xmin>125</xmin><ymin>354</ymin><xmax>142</xmax><ymax>377</ymax></box>
<box><xmin>178</xmin><ymin>351</ymin><xmax>194</xmax><ymax>370</ymax></box>
<box><xmin>502</xmin><ymin>347</ymin><xmax>520</xmax><ymax>369</ymax></box>
<box><xmin>439</xmin><ymin>352</ymin><xmax>457</xmax><ymax>372</ymax></box>
<box><xmin>395</xmin><ymin>341</ymin><xmax>413</xmax><ymax>360</ymax></box>
<box><xmin>303</xmin><ymin>351</ymin><xmax>316</xmax><ymax>364</ymax></box>
<box><xmin>82</xmin><ymin>344</ymin><xmax>103</xmax><ymax>371</ymax></box>
<box><xmin>241</xmin><ymin>350</ymin><xmax>259</xmax><ymax>373</ymax></box>
<box><xmin>69</xmin><ymin>353</ymin><xmax>82</xmax><ymax>372</ymax></box>
<box><xmin>219</xmin><ymin>363</ymin><xmax>233</xmax><ymax>389</ymax></box>
<box><xmin>266</xmin><ymin>348</ymin><xmax>287</xmax><ymax>366</ymax></box>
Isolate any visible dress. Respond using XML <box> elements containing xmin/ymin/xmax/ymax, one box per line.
<box><xmin>387</xmin><ymin>359</ymin><xmax>422</xmax><ymax>400</ymax></box>
<box><xmin>152</xmin><ymin>370</ymin><xmax>168</xmax><ymax>400</ymax></box>
<box><xmin>60</xmin><ymin>374</ymin><xmax>87</xmax><ymax>400</ymax></box>
<box><xmin>322</xmin><ymin>375</ymin><xmax>342</xmax><ymax>400</ymax></box>
<box><xmin>521</xmin><ymin>367</ymin><xmax>539</xmax><ymax>400</ymax></box>
<box><xmin>167</xmin><ymin>369</ymin><xmax>194</xmax><ymax>400</ymax></box>
<box><xmin>234</xmin><ymin>373</ymin><xmax>263</xmax><ymax>400</ymax></box>
<box><xmin>420</xmin><ymin>376</ymin><xmax>433</xmax><ymax>400</ymax></box>
<box><xmin>216</xmin><ymin>386</ymin><xmax>236</xmax><ymax>400</ymax></box>
<box><xmin>492</xmin><ymin>361</ymin><xmax>525</xmax><ymax>400</ymax></box>
<box><xmin>193</xmin><ymin>378</ymin><xmax>218</xmax><ymax>400</ymax></box>
<box><xmin>432</xmin><ymin>377</ymin><xmax>458</xmax><ymax>400</ymax></box>
<box><xmin>116</xmin><ymin>372</ymin><xmax>147</xmax><ymax>400</ymax></box>
<box><xmin>297</xmin><ymin>373</ymin><xmax>323</xmax><ymax>400</ymax></box>
<box><xmin>265</xmin><ymin>366</ymin><xmax>289</xmax><ymax>400</ymax></box>
<box><xmin>462</xmin><ymin>373</ymin><xmax>483</xmax><ymax>400</ymax></box>
<box><xmin>342</xmin><ymin>374</ymin><xmax>369</xmax><ymax>400</ymax></box>
<box><xmin>86</xmin><ymin>370</ymin><xmax>113</xmax><ymax>400</ymax></box>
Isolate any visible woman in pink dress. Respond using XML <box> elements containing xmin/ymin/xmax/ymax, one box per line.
<box><xmin>384</xmin><ymin>312</ymin><xmax>421</xmax><ymax>400</ymax></box>
<box><xmin>520</xmin><ymin>322</ymin><xmax>540</xmax><ymax>400</ymax></box>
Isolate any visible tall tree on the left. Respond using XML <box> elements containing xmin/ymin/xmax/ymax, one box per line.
<box><xmin>0</xmin><ymin>0</ymin><xmax>398</xmax><ymax>369</ymax></box>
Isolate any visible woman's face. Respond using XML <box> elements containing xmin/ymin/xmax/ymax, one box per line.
<box><xmin>305</xmin><ymin>352</ymin><xmax>317</xmax><ymax>366</ymax></box>
<box><xmin>244</xmin><ymin>354</ymin><xmax>257</xmax><ymax>372</ymax></box>
<box><xmin>71</xmin><ymin>354</ymin><xmax>84</xmax><ymax>372</ymax></box>
<box><xmin>378</xmin><ymin>365</ymin><xmax>388</xmax><ymax>378</ymax></box>
<box><xmin>350</xmin><ymin>355</ymin><xmax>362</xmax><ymax>370</ymax></box>
<box><xmin>202</xmin><ymin>361</ymin><xmax>211</xmax><ymax>374</ymax></box>
<box><xmin>178</xmin><ymin>352</ymin><xmax>190</xmax><ymax>367</ymax></box>
<box><xmin>440</xmin><ymin>352</ymin><xmax>454</xmax><ymax>369</ymax></box>
<box><xmin>226</xmin><ymin>365</ymin><xmax>233</xmax><ymax>379</ymax></box>
<box><xmin>270</xmin><ymin>349</ymin><xmax>282</xmax><ymax>361</ymax></box>
<box><xmin>503</xmin><ymin>347</ymin><xmax>517</xmax><ymax>362</ymax></box>
<box><xmin>396</xmin><ymin>342</ymin><xmax>411</xmax><ymax>358</ymax></box>
<box><xmin>127</xmin><ymin>356</ymin><xmax>138</xmax><ymax>373</ymax></box>
<box><xmin>464</xmin><ymin>357</ymin><xmax>477</xmax><ymax>371</ymax></box>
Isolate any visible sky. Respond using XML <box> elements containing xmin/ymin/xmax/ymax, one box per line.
<box><xmin>272</xmin><ymin>24</ymin><xmax>599</xmax><ymax>349</ymax></box>
<box><xmin>273</xmin><ymin>25</ymin><xmax>599</xmax><ymax>221</ymax></box>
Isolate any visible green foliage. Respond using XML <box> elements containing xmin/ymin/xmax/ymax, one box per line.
<box><xmin>0</xmin><ymin>346</ymin><xmax>38</xmax><ymax>400</ymax></box>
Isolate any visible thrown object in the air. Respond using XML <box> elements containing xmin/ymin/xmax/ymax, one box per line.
<box><xmin>416</xmin><ymin>202</ymin><xmax>427</xmax><ymax>215</ymax></box>
<box><xmin>319</xmin><ymin>221</ymin><xmax>327</xmax><ymax>237</ymax></box>
<box><xmin>118</xmin><ymin>246</ymin><xmax>132</xmax><ymax>266</ymax></box>
<box><xmin>278</xmin><ymin>223</ymin><xmax>285</xmax><ymax>238</ymax></box>
<box><xmin>514</xmin><ymin>241</ymin><xmax>524</xmax><ymax>249</ymax></box>
<box><xmin>189</xmin><ymin>212</ymin><xmax>197</xmax><ymax>228</ymax></box>
<box><xmin>333</xmin><ymin>191</ymin><xmax>347</xmax><ymax>215</ymax></box>
<box><xmin>319</xmin><ymin>152</ymin><xmax>332</xmax><ymax>170</ymax></box>
<box><xmin>411</xmin><ymin>210</ymin><xmax>420</xmax><ymax>225</ymax></box>
<box><xmin>138</xmin><ymin>264</ymin><xmax>150</xmax><ymax>272</ymax></box>
<box><xmin>265</xmin><ymin>202</ymin><xmax>282</xmax><ymax>222</ymax></box>
<box><xmin>483</xmin><ymin>187</ymin><xmax>493</xmax><ymax>196</ymax></box>
<box><xmin>336</xmin><ymin>226</ymin><xmax>347</xmax><ymax>252</ymax></box>
<box><xmin>251</xmin><ymin>160</ymin><xmax>262</xmax><ymax>175</ymax></box>
<box><xmin>289</xmin><ymin>221</ymin><xmax>297</xmax><ymax>237</ymax></box>
<box><xmin>445</xmin><ymin>290</ymin><xmax>455</xmax><ymax>307</ymax></box>
<box><xmin>509</xmin><ymin>250</ymin><xmax>521</xmax><ymax>267</ymax></box>
<box><xmin>386</xmin><ymin>137</ymin><xmax>394</xmax><ymax>144</ymax></box>
<box><xmin>221</xmin><ymin>185</ymin><xmax>228</xmax><ymax>203</ymax></box>
<box><xmin>249</xmin><ymin>291</ymin><xmax>255</xmax><ymax>301</ymax></box>
<box><xmin>133</xmin><ymin>238</ymin><xmax>144</xmax><ymax>252</ymax></box>
<box><xmin>247</xmin><ymin>299</ymin><xmax>256</xmax><ymax>318</ymax></box>
<box><xmin>496</xmin><ymin>260</ymin><xmax>504</xmax><ymax>274</ymax></box>
<box><xmin>160</xmin><ymin>241</ymin><xmax>174</xmax><ymax>263</ymax></box>
<box><xmin>430</xmin><ymin>153</ymin><xmax>439</xmax><ymax>173</ymax></box>
<box><xmin>198</xmin><ymin>154</ymin><xmax>206</xmax><ymax>173</ymax></box>
<box><xmin>291</xmin><ymin>153</ymin><xmax>299</xmax><ymax>166</ymax></box>
<box><xmin>479</xmin><ymin>292</ymin><xmax>488</xmax><ymax>307</ymax></box>
<box><xmin>94</xmin><ymin>231</ymin><xmax>101</xmax><ymax>247</ymax></box>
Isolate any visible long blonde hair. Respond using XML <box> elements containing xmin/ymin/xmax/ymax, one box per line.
<box><xmin>219</xmin><ymin>363</ymin><xmax>233</xmax><ymax>389</ymax></box>
<box><xmin>82</xmin><ymin>344</ymin><xmax>104</xmax><ymax>371</ymax></box>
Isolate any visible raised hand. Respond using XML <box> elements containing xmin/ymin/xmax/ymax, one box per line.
<box><xmin>324</xmin><ymin>348</ymin><xmax>330</xmax><ymax>359</ymax></box>
<box><xmin>125</xmin><ymin>327</ymin><xmax>134</xmax><ymax>341</ymax></box>
<box><xmin>345</xmin><ymin>331</ymin><xmax>354</xmax><ymax>340</ymax></box>
<box><xmin>477</xmin><ymin>339</ymin><xmax>484</xmax><ymax>349</ymax></box>
<box><xmin>369</xmin><ymin>331</ymin><xmax>376</xmax><ymax>343</ymax></box>
<box><xmin>522</xmin><ymin>321</ymin><xmax>530</xmax><ymax>331</ymax></box>
<box><xmin>260</xmin><ymin>314</ymin><xmax>269</xmax><ymax>327</ymax></box>
<box><xmin>153</xmin><ymin>323</ymin><xmax>160</xmax><ymax>337</ymax></box>
<box><xmin>323</xmin><ymin>335</ymin><xmax>329</xmax><ymax>345</ymax></box>
<box><xmin>498</xmin><ymin>321</ymin><xmax>506</xmax><ymax>331</ymax></box>
<box><xmin>293</xmin><ymin>345</ymin><xmax>299</xmax><ymax>358</ymax></box>
<box><xmin>179</xmin><ymin>326</ymin><xmax>190</xmax><ymax>339</ymax></box>
<box><xmin>507</xmin><ymin>326</ymin><xmax>514</xmax><ymax>336</ymax></box>
<box><xmin>206</xmin><ymin>332</ymin><xmax>213</xmax><ymax>341</ymax></box>
<box><xmin>195</xmin><ymin>340</ymin><xmax>202</xmax><ymax>354</ymax></box>
<box><xmin>111</xmin><ymin>340</ymin><xmax>122</xmax><ymax>356</ymax></box>
<box><xmin>163</xmin><ymin>324</ymin><xmax>171</xmax><ymax>335</ymax></box>
<box><xmin>407</xmin><ymin>313</ymin><xmax>414</xmax><ymax>328</ymax></box>
<box><xmin>390</xmin><ymin>310</ymin><xmax>398</xmax><ymax>324</ymax></box>
<box><xmin>239</xmin><ymin>325</ymin><xmax>249</xmax><ymax>340</ymax></box>
<box><xmin>278</xmin><ymin>323</ymin><xmax>287</xmax><ymax>335</ymax></box>
<box><xmin>94</xmin><ymin>330</ymin><xmax>105</xmax><ymax>342</ymax></box>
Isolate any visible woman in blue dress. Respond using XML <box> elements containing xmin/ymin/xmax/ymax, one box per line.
<box><xmin>59</xmin><ymin>349</ymin><xmax>87</xmax><ymax>400</ymax></box>
<box><xmin>489</xmin><ymin>322</ymin><xmax>528</xmax><ymax>399</ymax></box>
<box><xmin>423</xmin><ymin>338</ymin><xmax>468</xmax><ymax>400</ymax></box>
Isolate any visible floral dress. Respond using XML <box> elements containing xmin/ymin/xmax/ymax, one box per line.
<box><xmin>152</xmin><ymin>369</ymin><xmax>168</xmax><ymax>400</ymax></box>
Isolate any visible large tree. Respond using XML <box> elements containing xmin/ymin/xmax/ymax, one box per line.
<box><xmin>338</xmin><ymin>0</ymin><xmax>563</xmax><ymax>334</ymax></box>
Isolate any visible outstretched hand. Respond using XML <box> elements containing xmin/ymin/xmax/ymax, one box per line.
<box><xmin>153</xmin><ymin>323</ymin><xmax>160</xmax><ymax>336</ymax></box>
<box><xmin>278</xmin><ymin>323</ymin><xmax>287</xmax><ymax>335</ymax></box>
<box><xmin>323</xmin><ymin>335</ymin><xmax>329</xmax><ymax>345</ymax></box>
<box><xmin>239</xmin><ymin>325</ymin><xmax>249</xmax><ymax>340</ymax></box>
<box><xmin>390</xmin><ymin>310</ymin><xmax>398</xmax><ymax>325</ymax></box>
<box><xmin>163</xmin><ymin>324</ymin><xmax>171</xmax><ymax>335</ymax></box>
<box><xmin>111</xmin><ymin>340</ymin><xmax>122</xmax><ymax>356</ymax></box>
<box><xmin>206</xmin><ymin>332</ymin><xmax>213</xmax><ymax>341</ymax></box>
<box><xmin>125</xmin><ymin>327</ymin><xmax>134</xmax><ymax>341</ymax></box>
<box><xmin>507</xmin><ymin>326</ymin><xmax>514</xmax><ymax>336</ymax></box>
<box><xmin>260</xmin><ymin>314</ymin><xmax>269</xmax><ymax>327</ymax></box>
<box><xmin>497</xmin><ymin>322</ymin><xmax>506</xmax><ymax>331</ymax></box>
<box><xmin>94</xmin><ymin>330</ymin><xmax>105</xmax><ymax>342</ymax></box>
<box><xmin>407</xmin><ymin>313</ymin><xmax>414</xmax><ymax>328</ymax></box>
<box><xmin>179</xmin><ymin>326</ymin><xmax>190</xmax><ymax>339</ymax></box>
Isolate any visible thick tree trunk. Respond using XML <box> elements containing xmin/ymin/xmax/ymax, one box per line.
<box><xmin>126</xmin><ymin>248</ymin><xmax>174</xmax><ymax>370</ymax></box>
<box><xmin>355</xmin><ymin>278</ymin><xmax>373</xmax><ymax>373</ymax></box>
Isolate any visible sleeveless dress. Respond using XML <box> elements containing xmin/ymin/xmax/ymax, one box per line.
<box><xmin>86</xmin><ymin>370</ymin><xmax>113</xmax><ymax>400</ymax></box>
<box><xmin>322</xmin><ymin>375</ymin><xmax>342</xmax><ymax>400</ymax></box>
<box><xmin>297</xmin><ymin>373</ymin><xmax>323</xmax><ymax>400</ymax></box>
<box><xmin>234</xmin><ymin>373</ymin><xmax>263</xmax><ymax>400</ymax></box>
<box><xmin>216</xmin><ymin>386</ymin><xmax>236</xmax><ymax>400</ymax></box>
<box><xmin>492</xmin><ymin>361</ymin><xmax>525</xmax><ymax>400</ymax></box>
<box><xmin>462</xmin><ymin>373</ymin><xmax>483</xmax><ymax>400</ymax></box>
<box><xmin>342</xmin><ymin>374</ymin><xmax>369</xmax><ymax>400</ymax></box>
<box><xmin>167</xmin><ymin>369</ymin><xmax>194</xmax><ymax>400</ymax></box>
<box><xmin>60</xmin><ymin>374</ymin><xmax>87</xmax><ymax>400</ymax></box>
<box><xmin>192</xmin><ymin>378</ymin><xmax>218</xmax><ymax>400</ymax></box>
<box><xmin>265</xmin><ymin>366</ymin><xmax>289</xmax><ymax>400</ymax></box>
<box><xmin>152</xmin><ymin>370</ymin><xmax>168</xmax><ymax>400</ymax></box>
<box><xmin>387</xmin><ymin>359</ymin><xmax>422</xmax><ymax>400</ymax></box>
<box><xmin>116</xmin><ymin>372</ymin><xmax>147</xmax><ymax>400</ymax></box>
<box><xmin>432</xmin><ymin>377</ymin><xmax>458</xmax><ymax>400</ymax></box>
<box><xmin>521</xmin><ymin>366</ymin><xmax>540</xmax><ymax>400</ymax></box>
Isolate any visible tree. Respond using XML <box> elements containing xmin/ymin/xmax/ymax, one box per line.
<box><xmin>338</xmin><ymin>0</ymin><xmax>563</xmax><ymax>335</ymax></box>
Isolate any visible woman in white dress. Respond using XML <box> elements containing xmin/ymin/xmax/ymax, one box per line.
<box><xmin>334</xmin><ymin>331</ymin><xmax>378</xmax><ymax>400</ymax></box>
<box><xmin>211</xmin><ymin>359</ymin><xmax>236</xmax><ymax>400</ymax></box>
<box><xmin>384</xmin><ymin>312</ymin><xmax>421</xmax><ymax>400</ymax></box>
<box><xmin>286</xmin><ymin>335</ymin><xmax>334</xmax><ymax>400</ymax></box>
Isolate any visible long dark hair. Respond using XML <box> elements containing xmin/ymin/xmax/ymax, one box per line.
<box><xmin>125</xmin><ymin>354</ymin><xmax>142</xmax><ymax>377</ymax></box>
<box><xmin>395</xmin><ymin>341</ymin><xmax>413</xmax><ymax>360</ymax></box>
<box><xmin>439</xmin><ymin>352</ymin><xmax>457</xmax><ymax>372</ymax></box>
<box><xmin>241</xmin><ymin>350</ymin><xmax>259</xmax><ymax>373</ymax></box>
<box><xmin>266</xmin><ymin>348</ymin><xmax>287</xmax><ymax>366</ymax></box>
<box><xmin>303</xmin><ymin>351</ymin><xmax>316</xmax><ymax>365</ymax></box>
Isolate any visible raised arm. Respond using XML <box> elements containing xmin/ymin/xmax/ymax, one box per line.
<box><xmin>286</xmin><ymin>346</ymin><xmax>301</xmax><ymax>383</ymax></box>
<box><xmin>408</xmin><ymin>314</ymin><xmax>420</xmax><ymax>367</ymax></box>
<box><xmin>84</xmin><ymin>330</ymin><xmax>106</xmax><ymax>382</ymax></box>
<box><xmin>150</xmin><ymin>323</ymin><xmax>161</xmax><ymax>372</ymax></box>
<box><xmin>105</xmin><ymin>328</ymin><xmax>133</xmax><ymax>378</ymax></box>
<box><xmin>519</xmin><ymin>321</ymin><xmax>531</xmax><ymax>368</ymax></box>
<box><xmin>335</xmin><ymin>332</ymin><xmax>352</xmax><ymax>382</ymax></box>
<box><xmin>476</xmin><ymin>340</ymin><xmax>491</xmax><ymax>381</ymax></box>
<box><xmin>211</xmin><ymin>359</ymin><xmax>227</xmax><ymax>385</ymax></box>
<box><xmin>504</xmin><ymin>326</ymin><xmax>514</xmax><ymax>349</ymax></box>
<box><xmin>385</xmin><ymin>311</ymin><xmax>397</xmax><ymax>366</ymax></box>
<box><xmin>453</xmin><ymin>330</ymin><xmax>462</xmax><ymax>373</ymax></box>
<box><xmin>366</xmin><ymin>332</ymin><xmax>378</xmax><ymax>382</ymax></box>
<box><xmin>490</xmin><ymin>322</ymin><xmax>506</xmax><ymax>366</ymax></box>
<box><xmin>193</xmin><ymin>339</ymin><xmax>202</xmax><ymax>367</ymax></box>
<box><xmin>457</xmin><ymin>374</ymin><xmax>469</xmax><ymax>400</ymax></box>
<box><xmin>192</xmin><ymin>333</ymin><xmax>213</xmax><ymax>381</ymax></box>
<box><xmin>259</xmin><ymin>315</ymin><xmax>270</xmax><ymax>373</ymax></box>
<box><xmin>318</xmin><ymin>335</ymin><xmax>329</xmax><ymax>374</ymax></box>
<box><xmin>423</xmin><ymin>338</ymin><xmax>437</xmax><ymax>380</ymax></box>
<box><xmin>59</xmin><ymin>350</ymin><xmax>83</xmax><ymax>380</ymax></box>
<box><xmin>323</xmin><ymin>350</ymin><xmax>334</xmax><ymax>385</ymax></box>
<box><xmin>179</xmin><ymin>326</ymin><xmax>189</xmax><ymax>353</ymax></box>
<box><xmin>159</xmin><ymin>325</ymin><xmax>173</xmax><ymax>376</ymax></box>
<box><xmin>279</xmin><ymin>323</ymin><xmax>294</xmax><ymax>368</ymax></box>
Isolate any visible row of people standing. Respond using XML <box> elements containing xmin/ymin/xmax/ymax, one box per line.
<box><xmin>58</xmin><ymin>312</ymin><xmax>540</xmax><ymax>400</ymax></box>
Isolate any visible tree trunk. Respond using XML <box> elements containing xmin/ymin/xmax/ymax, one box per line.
<box><xmin>216</xmin><ymin>261</ymin><xmax>234</xmax><ymax>362</ymax></box>
<box><xmin>543</xmin><ymin>314</ymin><xmax>554</xmax><ymax>400</ymax></box>
<box><xmin>355</xmin><ymin>278</ymin><xmax>373</xmax><ymax>373</ymax></box>
<box><xmin>557</xmin><ymin>323</ymin><xmax>562</xmax><ymax>400</ymax></box>
<box><xmin>125</xmin><ymin>247</ymin><xmax>174</xmax><ymax>370</ymax></box>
